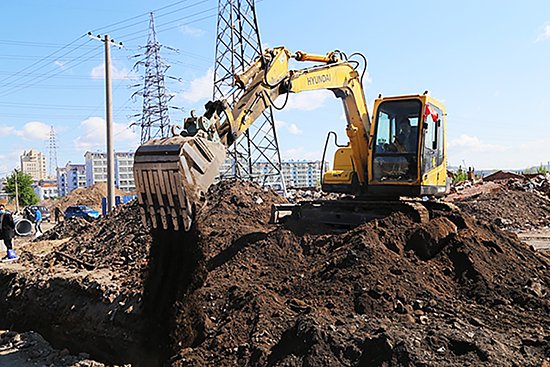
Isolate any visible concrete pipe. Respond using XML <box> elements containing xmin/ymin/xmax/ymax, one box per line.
<box><xmin>14</xmin><ymin>218</ymin><xmax>33</xmax><ymax>236</ymax></box>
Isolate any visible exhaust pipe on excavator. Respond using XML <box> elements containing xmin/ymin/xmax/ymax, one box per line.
<box><xmin>14</xmin><ymin>218</ymin><xmax>33</xmax><ymax>236</ymax></box>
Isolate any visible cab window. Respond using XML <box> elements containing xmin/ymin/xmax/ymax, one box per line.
<box><xmin>422</xmin><ymin>103</ymin><xmax>444</xmax><ymax>174</ymax></box>
<box><xmin>372</xmin><ymin>99</ymin><xmax>422</xmax><ymax>182</ymax></box>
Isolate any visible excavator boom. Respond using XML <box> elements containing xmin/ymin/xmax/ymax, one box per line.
<box><xmin>134</xmin><ymin>47</ymin><xmax>369</xmax><ymax>231</ymax></box>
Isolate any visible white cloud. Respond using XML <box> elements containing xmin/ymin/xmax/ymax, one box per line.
<box><xmin>536</xmin><ymin>22</ymin><xmax>550</xmax><ymax>43</ymax></box>
<box><xmin>73</xmin><ymin>117</ymin><xmax>139</xmax><ymax>152</ymax></box>
<box><xmin>179</xmin><ymin>25</ymin><xmax>206</xmax><ymax>37</ymax></box>
<box><xmin>54</xmin><ymin>60</ymin><xmax>71</xmax><ymax>72</ymax></box>
<box><xmin>448</xmin><ymin>134</ymin><xmax>508</xmax><ymax>153</ymax></box>
<box><xmin>361</xmin><ymin>69</ymin><xmax>372</xmax><ymax>85</ymax></box>
<box><xmin>286</xmin><ymin>90</ymin><xmax>332</xmax><ymax>111</ymax></box>
<box><xmin>0</xmin><ymin>126</ymin><xmax>14</xmax><ymax>135</ymax></box>
<box><xmin>14</xmin><ymin>121</ymin><xmax>51</xmax><ymax>141</ymax></box>
<box><xmin>91</xmin><ymin>61</ymin><xmax>138</xmax><ymax>81</ymax></box>
<box><xmin>177</xmin><ymin>68</ymin><xmax>214</xmax><ymax>104</ymax></box>
<box><xmin>275</xmin><ymin>120</ymin><xmax>302</xmax><ymax>134</ymax></box>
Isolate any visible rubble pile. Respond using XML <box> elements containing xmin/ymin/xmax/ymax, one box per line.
<box><xmin>0</xmin><ymin>180</ymin><xmax>550</xmax><ymax>366</ymax></box>
<box><xmin>165</xmin><ymin>182</ymin><xmax>550</xmax><ymax>366</ymax></box>
<box><xmin>455</xmin><ymin>189</ymin><xmax>550</xmax><ymax>230</ymax></box>
<box><xmin>30</xmin><ymin>200</ymin><xmax>151</xmax><ymax>283</ymax></box>
<box><xmin>0</xmin><ymin>330</ymin><xmax>115</xmax><ymax>366</ymax></box>
<box><xmin>448</xmin><ymin>173</ymin><xmax>550</xmax><ymax>231</ymax></box>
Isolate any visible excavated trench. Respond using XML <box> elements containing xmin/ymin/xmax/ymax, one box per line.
<box><xmin>0</xmin><ymin>226</ymin><xmax>206</xmax><ymax>366</ymax></box>
<box><xmin>140</xmin><ymin>227</ymin><xmax>206</xmax><ymax>366</ymax></box>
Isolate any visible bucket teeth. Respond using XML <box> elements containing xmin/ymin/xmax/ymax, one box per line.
<box><xmin>133</xmin><ymin>134</ymin><xmax>226</xmax><ymax>232</ymax></box>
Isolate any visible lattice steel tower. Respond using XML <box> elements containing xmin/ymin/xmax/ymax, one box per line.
<box><xmin>132</xmin><ymin>13</ymin><xmax>172</xmax><ymax>143</ymax></box>
<box><xmin>214</xmin><ymin>0</ymin><xmax>286</xmax><ymax>193</ymax></box>
<box><xmin>46</xmin><ymin>126</ymin><xmax>58</xmax><ymax>179</ymax></box>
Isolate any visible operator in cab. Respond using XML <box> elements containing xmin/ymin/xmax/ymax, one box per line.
<box><xmin>395</xmin><ymin>117</ymin><xmax>417</xmax><ymax>153</ymax></box>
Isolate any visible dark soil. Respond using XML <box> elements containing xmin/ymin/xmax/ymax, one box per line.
<box><xmin>1</xmin><ymin>180</ymin><xmax>550</xmax><ymax>366</ymax></box>
<box><xmin>454</xmin><ymin>189</ymin><xmax>550</xmax><ymax>230</ymax></box>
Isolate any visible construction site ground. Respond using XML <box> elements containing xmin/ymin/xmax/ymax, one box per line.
<box><xmin>1</xmin><ymin>178</ymin><xmax>550</xmax><ymax>366</ymax></box>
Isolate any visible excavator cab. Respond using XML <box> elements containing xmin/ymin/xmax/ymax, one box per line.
<box><xmin>368</xmin><ymin>94</ymin><xmax>448</xmax><ymax>197</ymax></box>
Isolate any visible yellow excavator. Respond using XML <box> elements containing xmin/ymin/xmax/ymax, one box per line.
<box><xmin>133</xmin><ymin>47</ymin><xmax>449</xmax><ymax>231</ymax></box>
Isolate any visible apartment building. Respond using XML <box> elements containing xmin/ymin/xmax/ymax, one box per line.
<box><xmin>0</xmin><ymin>178</ymin><xmax>9</xmax><ymax>201</ymax></box>
<box><xmin>57</xmin><ymin>167</ymin><xmax>68</xmax><ymax>197</ymax></box>
<box><xmin>219</xmin><ymin>157</ymin><xmax>327</xmax><ymax>188</ymax></box>
<box><xmin>34</xmin><ymin>179</ymin><xmax>57</xmax><ymax>200</ymax></box>
<box><xmin>57</xmin><ymin>162</ymin><xmax>87</xmax><ymax>197</ymax></box>
<box><xmin>84</xmin><ymin>151</ymin><xmax>135</xmax><ymax>192</ymax></box>
<box><xmin>280</xmin><ymin>160</ymin><xmax>327</xmax><ymax>188</ymax></box>
<box><xmin>20</xmin><ymin>149</ymin><xmax>47</xmax><ymax>181</ymax></box>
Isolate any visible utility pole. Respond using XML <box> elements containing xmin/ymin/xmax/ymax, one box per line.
<box><xmin>14</xmin><ymin>170</ymin><xmax>19</xmax><ymax>213</ymax></box>
<box><xmin>104</xmin><ymin>34</ymin><xmax>115</xmax><ymax>214</ymax></box>
<box><xmin>89</xmin><ymin>32</ymin><xmax>122</xmax><ymax>213</ymax></box>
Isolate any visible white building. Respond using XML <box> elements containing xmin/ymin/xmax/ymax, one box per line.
<box><xmin>115</xmin><ymin>152</ymin><xmax>136</xmax><ymax>192</ymax></box>
<box><xmin>57</xmin><ymin>167</ymin><xmax>67</xmax><ymax>197</ymax></box>
<box><xmin>0</xmin><ymin>178</ymin><xmax>9</xmax><ymax>201</ymax></box>
<box><xmin>57</xmin><ymin>163</ymin><xmax>86</xmax><ymax>197</ymax></box>
<box><xmin>84</xmin><ymin>151</ymin><xmax>135</xmax><ymax>192</ymax></box>
<box><xmin>219</xmin><ymin>158</ymin><xmax>328</xmax><ymax>189</ymax></box>
<box><xmin>280</xmin><ymin>160</ymin><xmax>327</xmax><ymax>188</ymax></box>
<box><xmin>34</xmin><ymin>179</ymin><xmax>57</xmax><ymax>200</ymax></box>
<box><xmin>20</xmin><ymin>149</ymin><xmax>47</xmax><ymax>181</ymax></box>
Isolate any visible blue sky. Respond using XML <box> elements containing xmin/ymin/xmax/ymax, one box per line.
<box><xmin>1</xmin><ymin>0</ymin><xmax>549</xmax><ymax>177</ymax></box>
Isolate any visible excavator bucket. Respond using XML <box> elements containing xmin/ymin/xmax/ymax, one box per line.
<box><xmin>133</xmin><ymin>131</ymin><xmax>226</xmax><ymax>231</ymax></box>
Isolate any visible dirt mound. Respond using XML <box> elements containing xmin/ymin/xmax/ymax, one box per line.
<box><xmin>55</xmin><ymin>182</ymin><xmax>128</xmax><ymax>212</ymax></box>
<box><xmin>30</xmin><ymin>200</ymin><xmax>151</xmax><ymax>288</ymax></box>
<box><xmin>163</xmin><ymin>190</ymin><xmax>550</xmax><ymax>366</ymax></box>
<box><xmin>454</xmin><ymin>189</ymin><xmax>550</xmax><ymax>230</ymax></box>
<box><xmin>2</xmin><ymin>180</ymin><xmax>550</xmax><ymax>366</ymax></box>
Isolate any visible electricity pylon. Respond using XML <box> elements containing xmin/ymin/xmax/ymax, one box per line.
<box><xmin>46</xmin><ymin>126</ymin><xmax>58</xmax><ymax>180</ymax></box>
<box><xmin>214</xmin><ymin>0</ymin><xmax>286</xmax><ymax>194</ymax></box>
<box><xmin>131</xmin><ymin>13</ymin><xmax>172</xmax><ymax>143</ymax></box>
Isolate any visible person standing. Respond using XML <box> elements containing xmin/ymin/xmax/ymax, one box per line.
<box><xmin>0</xmin><ymin>204</ymin><xmax>18</xmax><ymax>261</ymax></box>
<box><xmin>34</xmin><ymin>206</ymin><xmax>43</xmax><ymax>237</ymax></box>
<box><xmin>54</xmin><ymin>205</ymin><xmax>63</xmax><ymax>223</ymax></box>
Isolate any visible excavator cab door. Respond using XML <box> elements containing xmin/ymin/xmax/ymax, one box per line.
<box><xmin>369</xmin><ymin>98</ymin><xmax>423</xmax><ymax>196</ymax></box>
<box><xmin>419</xmin><ymin>102</ymin><xmax>448</xmax><ymax>195</ymax></box>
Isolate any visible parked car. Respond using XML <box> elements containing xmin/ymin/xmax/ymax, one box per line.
<box><xmin>24</xmin><ymin>205</ymin><xmax>51</xmax><ymax>222</ymax></box>
<box><xmin>64</xmin><ymin>205</ymin><xmax>100</xmax><ymax>220</ymax></box>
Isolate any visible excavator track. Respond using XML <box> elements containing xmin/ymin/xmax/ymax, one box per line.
<box><xmin>270</xmin><ymin>199</ymin><xmax>457</xmax><ymax>227</ymax></box>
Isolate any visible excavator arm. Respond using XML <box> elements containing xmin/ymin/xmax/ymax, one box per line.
<box><xmin>134</xmin><ymin>47</ymin><xmax>371</xmax><ymax>231</ymax></box>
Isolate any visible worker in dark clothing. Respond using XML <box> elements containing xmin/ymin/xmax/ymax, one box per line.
<box><xmin>0</xmin><ymin>204</ymin><xmax>18</xmax><ymax>261</ymax></box>
<box><xmin>54</xmin><ymin>205</ymin><xmax>63</xmax><ymax>223</ymax></box>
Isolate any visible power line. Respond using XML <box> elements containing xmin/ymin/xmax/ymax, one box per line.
<box><xmin>0</xmin><ymin>45</ymin><xmax>103</xmax><ymax>98</ymax></box>
<box><xmin>90</xmin><ymin>0</ymin><xmax>194</xmax><ymax>34</ymax></box>
<box><xmin>0</xmin><ymin>34</ymin><xmax>89</xmax><ymax>88</ymax></box>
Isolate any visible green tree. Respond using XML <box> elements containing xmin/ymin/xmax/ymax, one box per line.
<box><xmin>452</xmin><ymin>165</ymin><xmax>468</xmax><ymax>184</ymax></box>
<box><xmin>4</xmin><ymin>170</ymin><xmax>39</xmax><ymax>207</ymax></box>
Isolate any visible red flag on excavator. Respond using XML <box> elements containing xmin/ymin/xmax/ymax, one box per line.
<box><xmin>425</xmin><ymin>104</ymin><xmax>439</xmax><ymax>122</ymax></box>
